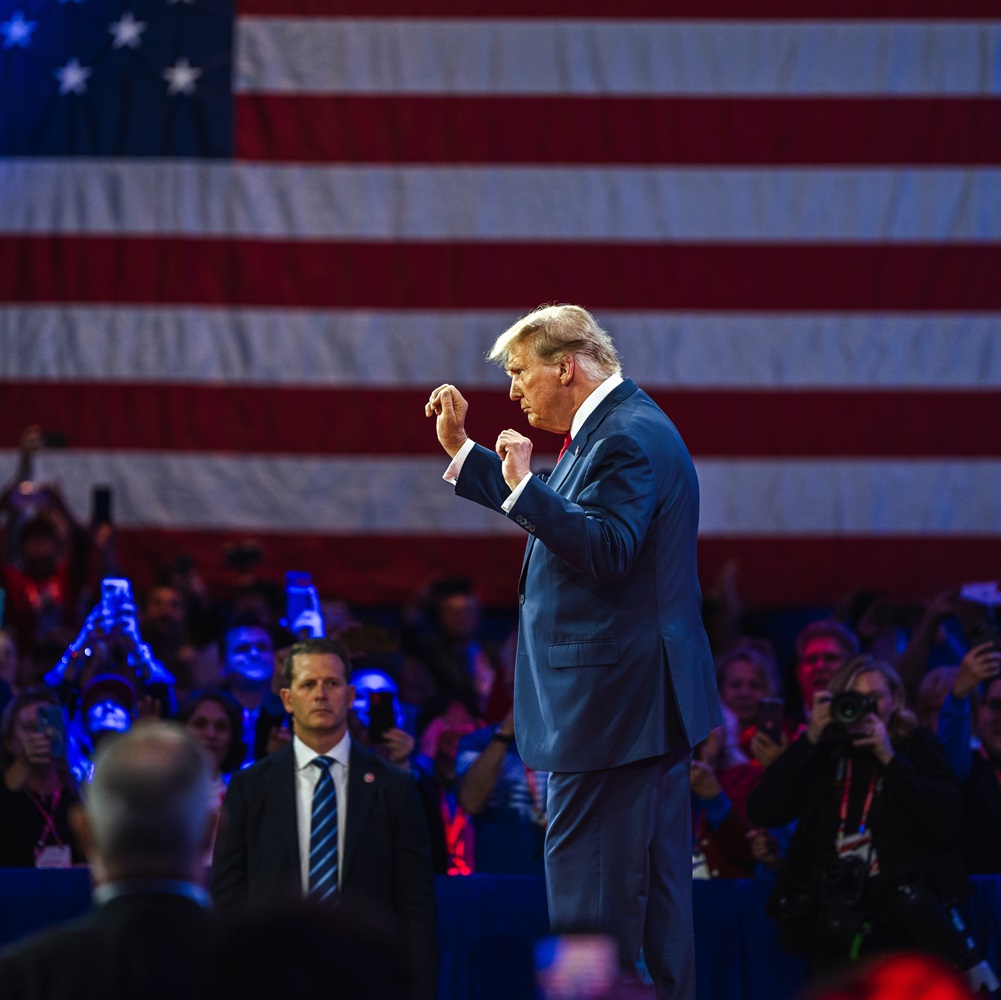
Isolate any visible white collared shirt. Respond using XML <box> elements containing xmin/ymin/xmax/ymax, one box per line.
<box><xmin>443</xmin><ymin>373</ymin><xmax>624</xmax><ymax>512</ymax></box>
<box><xmin>292</xmin><ymin>732</ymin><xmax>350</xmax><ymax>894</ymax></box>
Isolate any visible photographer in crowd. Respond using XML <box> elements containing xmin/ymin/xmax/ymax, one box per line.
<box><xmin>747</xmin><ymin>655</ymin><xmax>992</xmax><ymax>989</ymax></box>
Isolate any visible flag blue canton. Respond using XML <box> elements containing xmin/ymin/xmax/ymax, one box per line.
<box><xmin>0</xmin><ymin>0</ymin><xmax>233</xmax><ymax>156</ymax></box>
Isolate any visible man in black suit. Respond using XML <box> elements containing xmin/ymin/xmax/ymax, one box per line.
<box><xmin>211</xmin><ymin>637</ymin><xmax>437</xmax><ymax>1000</ymax></box>
<box><xmin>0</xmin><ymin>721</ymin><xmax>217</xmax><ymax>1000</ymax></box>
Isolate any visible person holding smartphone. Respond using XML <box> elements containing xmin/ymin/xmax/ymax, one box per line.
<box><xmin>0</xmin><ymin>687</ymin><xmax>82</xmax><ymax>867</ymax></box>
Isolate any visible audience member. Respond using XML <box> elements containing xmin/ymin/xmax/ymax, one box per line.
<box><xmin>179</xmin><ymin>690</ymin><xmax>246</xmax><ymax>797</ymax></box>
<box><xmin>747</xmin><ymin>655</ymin><xmax>981</xmax><ymax>985</ymax></box>
<box><xmin>154</xmin><ymin>554</ymin><xmax>221</xmax><ymax>649</ymax></box>
<box><xmin>348</xmin><ymin>669</ymin><xmax>446</xmax><ymax>871</ymax></box>
<box><xmin>414</xmin><ymin>692</ymin><xmax>482</xmax><ymax>875</ymax></box>
<box><xmin>792</xmin><ymin>619</ymin><xmax>859</xmax><ymax>722</ymax></box>
<box><xmin>915</xmin><ymin>666</ymin><xmax>959</xmax><ymax>732</ymax></box>
<box><xmin>219</xmin><ymin>621</ymin><xmax>288</xmax><ymax>765</ymax></box>
<box><xmin>0</xmin><ymin>686</ymin><xmax>82</xmax><ymax>868</ymax></box>
<box><xmin>716</xmin><ymin>643</ymin><xmax>781</xmax><ymax>732</ymax></box>
<box><xmin>139</xmin><ymin>583</ymin><xmax>208</xmax><ymax>701</ymax></box>
<box><xmin>894</xmin><ymin>588</ymin><xmax>986</xmax><ymax>701</ymax></box>
<box><xmin>716</xmin><ymin>641</ymin><xmax>788</xmax><ymax>767</ymax></box>
<box><xmin>211</xmin><ymin>637</ymin><xmax>437</xmax><ymax>1000</ymax></box>
<box><xmin>0</xmin><ymin>427</ymin><xmax>114</xmax><ymax>656</ymax></box>
<box><xmin>936</xmin><ymin>641</ymin><xmax>1001</xmax><ymax>874</ymax></box>
<box><xmin>400</xmin><ymin>577</ymin><xmax>499</xmax><ymax>716</ymax></box>
<box><xmin>690</xmin><ymin>705</ymin><xmax>756</xmax><ymax>879</ymax></box>
<box><xmin>456</xmin><ymin>707</ymin><xmax>547</xmax><ymax>875</ymax></box>
<box><xmin>0</xmin><ymin>509</ymin><xmax>86</xmax><ymax>656</ymax></box>
<box><xmin>348</xmin><ymin>667</ymin><xmax>416</xmax><ymax>772</ymax></box>
<box><xmin>0</xmin><ymin>721</ymin><xmax>216</xmax><ymax>1000</ymax></box>
<box><xmin>66</xmin><ymin>673</ymin><xmax>138</xmax><ymax>784</ymax></box>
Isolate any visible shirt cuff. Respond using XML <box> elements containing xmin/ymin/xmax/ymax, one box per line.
<box><xmin>501</xmin><ymin>472</ymin><xmax>533</xmax><ymax>513</ymax></box>
<box><xmin>443</xmin><ymin>438</ymin><xmax>476</xmax><ymax>484</ymax></box>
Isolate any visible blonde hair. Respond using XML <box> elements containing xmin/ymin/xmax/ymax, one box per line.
<box><xmin>487</xmin><ymin>304</ymin><xmax>621</xmax><ymax>381</ymax></box>
<box><xmin>828</xmin><ymin>655</ymin><xmax>917</xmax><ymax>745</ymax></box>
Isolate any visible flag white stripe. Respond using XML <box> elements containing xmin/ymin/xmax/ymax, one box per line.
<box><xmin>4</xmin><ymin>308</ymin><xmax>1000</xmax><ymax>389</ymax></box>
<box><xmin>10</xmin><ymin>451</ymin><xmax>1000</xmax><ymax>536</ymax></box>
<box><xmin>235</xmin><ymin>19</ymin><xmax>1001</xmax><ymax>96</ymax></box>
<box><xmin>3</xmin><ymin>161</ymin><xmax>999</xmax><ymax>243</ymax></box>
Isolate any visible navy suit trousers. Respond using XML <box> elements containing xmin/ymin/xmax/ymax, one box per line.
<box><xmin>545</xmin><ymin>746</ymin><xmax>695</xmax><ymax>1000</ymax></box>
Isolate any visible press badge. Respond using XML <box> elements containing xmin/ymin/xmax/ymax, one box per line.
<box><xmin>692</xmin><ymin>849</ymin><xmax>711</xmax><ymax>880</ymax></box>
<box><xmin>35</xmin><ymin>844</ymin><xmax>72</xmax><ymax>869</ymax></box>
<box><xmin>834</xmin><ymin>830</ymin><xmax>880</xmax><ymax>876</ymax></box>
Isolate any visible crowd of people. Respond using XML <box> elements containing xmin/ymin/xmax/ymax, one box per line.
<box><xmin>1</xmin><ymin>421</ymin><xmax>1000</xmax><ymax>997</ymax></box>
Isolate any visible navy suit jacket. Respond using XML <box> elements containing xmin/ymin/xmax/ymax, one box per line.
<box><xmin>211</xmin><ymin>740</ymin><xmax>437</xmax><ymax>997</ymax></box>
<box><xmin>456</xmin><ymin>378</ymin><xmax>720</xmax><ymax>773</ymax></box>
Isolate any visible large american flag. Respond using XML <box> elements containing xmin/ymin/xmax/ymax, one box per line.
<box><xmin>1</xmin><ymin>0</ymin><xmax>999</xmax><ymax>609</ymax></box>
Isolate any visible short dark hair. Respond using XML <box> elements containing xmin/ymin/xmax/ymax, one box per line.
<box><xmin>282</xmin><ymin>637</ymin><xmax>352</xmax><ymax>688</ymax></box>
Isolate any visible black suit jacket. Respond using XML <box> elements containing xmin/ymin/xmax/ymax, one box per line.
<box><xmin>211</xmin><ymin>740</ymin><xmax>437</xmax><ymax>998</ymax></box>
<box><xmin>0</xmin><ymin>892</ymin><xmax>212</xmax><ymax>1000</ymax></box>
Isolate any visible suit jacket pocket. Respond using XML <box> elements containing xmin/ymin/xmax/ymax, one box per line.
<box><xmin>548</xmin><ymin>638</ymin><xmax>618</xmax><ymax>668</ymax></box>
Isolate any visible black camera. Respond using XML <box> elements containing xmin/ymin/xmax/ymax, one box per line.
<box><xmin>830</xmin><ymin>691</ymin><xmax>878</xmax><ymax>727</ymax></box>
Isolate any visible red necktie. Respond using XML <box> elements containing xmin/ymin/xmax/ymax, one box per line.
<box><xmin>557</xmin><ymin>432</ymin><xmax>572</xmax><ymax>462</ymax></box>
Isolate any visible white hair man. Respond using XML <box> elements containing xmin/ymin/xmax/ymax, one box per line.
<box><xmin>426</xmin><ymin>304</ymin><xmax>720</xmax><ymax>999</ymax></box>
<box><xmin>0</xmin><ymin>722</ymin><xmax>216</xmax><ymax>1000</ymax></box>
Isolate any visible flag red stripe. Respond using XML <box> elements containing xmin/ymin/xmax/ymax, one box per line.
<box><xmin>114</xmin><ymin>528</ymin><xmax>1001</xmax><ymax>609</ymax></box>
<box><xmin>3</xmin><ymin>383</ymin><xmax>999</xmax><ymax>458</ymax></box>
<box><xmin>237</xmin><ymin>1</ymin><xmax>1000</xmax><ymax>19</ymax></box>
<box><xmin>5</xmin><ymin>238</ymin><xmax>1001</xmax><ymax>311</ymax></box>
<box><xmin>235</xmin><ymin>96</ymin><xmax>1001</xmax><ymax>166</ymax></box>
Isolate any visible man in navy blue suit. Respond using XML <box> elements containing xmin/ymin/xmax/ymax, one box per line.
<box><xmin>426</xmin><ymin>305</ymin><xmax>720</xmax><ymax>999</ymax></box>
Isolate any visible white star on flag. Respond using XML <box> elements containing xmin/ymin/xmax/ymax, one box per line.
<box><xmin>1</xmin><ymin>11</ymin><xmax>36</xmax><ymax>48</ymax></box>
<box><xmin>163</xmin><ymin>57</ymin><xmax>202</xmax><ymax>95</ymax></box>
<box><xmin>109</xmin><ymin>12</ymin><xmax>146</xmax><ymax>49</ymax></box>
<box><xmin>55</xmin><ymin>58</ymin><xmax>91</xmax><ymax>95</ymax></box>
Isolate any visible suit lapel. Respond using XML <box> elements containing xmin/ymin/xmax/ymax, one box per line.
<box><xmin>342</xmin><ymin>741</ymin><xmax>377</xmax><ymax>880</ymax></box>
<box><xmin>519</xmin><ymin>378</ymin><xmax>639</xmax><ymax>585</ymax></box>
<box><xmin>266</xmin><ymin>744</ymin><xmax>300</xmax><ymax>868</ymax></box>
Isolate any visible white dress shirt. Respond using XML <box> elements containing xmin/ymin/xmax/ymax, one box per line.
<box><xmin>292</xmin><ymin>732</ymin><xmax>350</xmax><ymax>893</ymax></box>
<box><xmin>443</xmin><ymin>373</ymin><xmax>624</xmax><ymax>511</ymax></box>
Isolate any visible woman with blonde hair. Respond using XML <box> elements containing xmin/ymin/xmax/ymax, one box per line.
<box><xmin>747</xmin><ymin>655</ymin><xmax>983</xmax><ymax>983</ymax></box>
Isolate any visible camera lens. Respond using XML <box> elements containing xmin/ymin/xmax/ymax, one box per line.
<box><xmin>830</xmin><ymin>691</ymin><xmax>873</xmax><ymax>727</ymax></box>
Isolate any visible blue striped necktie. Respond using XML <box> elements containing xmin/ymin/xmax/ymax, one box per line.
<box><xmin>308</xmin><ymin>755</ymin><xmax>339</xmax><ymax>902</ymax></box>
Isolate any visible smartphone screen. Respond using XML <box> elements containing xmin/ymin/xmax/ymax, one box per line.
<box><xmin>285</xmin><ymin>571</ymin><xmax>324</xmax><ymax>639</ymax></box>
<box><xmin>754</xmin><ymin>698</ymin><xmax>785</xmax><ymax>744</ymax></box>
<box><xmin>368</xmin><ymin>690</ymin><xmax>396</xmax><ymax>744</ymax></box>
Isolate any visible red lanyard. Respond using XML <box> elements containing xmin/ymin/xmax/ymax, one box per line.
<box><xmin>439</xmin><ymin>791</ymin><xmax>472</xmax><ymax>876</ymax></box>
<box><xmin>23</xmin><ymin>577</ymin><xmax>62</xmax><ymax>615</ymax></box>
<box><xmin>837</xmin><ymin>757</ymin><xmax>878</xmax><ymax>838</ymax></box>
<box><xmin>23</xmin><ymin>786</ymin><xmax>64</xmax><ymax>849</ymax></box>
